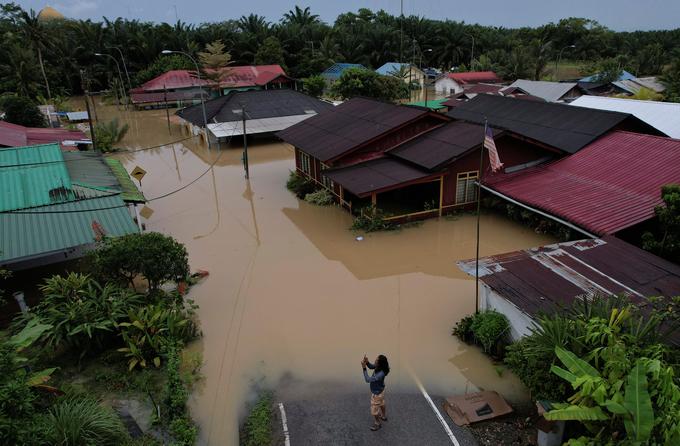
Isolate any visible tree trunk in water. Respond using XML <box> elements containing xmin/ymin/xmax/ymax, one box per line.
<box><xmin>37</xmin><ymin>47</ymin><xmax>51</xmax><ymax>101</ymax></box>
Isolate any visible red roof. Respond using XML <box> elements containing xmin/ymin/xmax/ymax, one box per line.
<box><xmin>216</xmin><ymin>65</ymin><xmax>288</xmax><ymax>88</ymax></box>
<box><xmin>131</xmin><ymin>90</ymin><xmax>208</xmax><ymax>104</ymax></box>
<box><xmin>136</xmin><ymin>70</ymin><xmax>211</xmax><ymax>92</ymax></box>
<box><xmin>447</xmin><ymin>71</ymin><xmax>501</xmax><ymax>84</ymax></box>
<box><xmin>485</xmin><ymin>131</ymin><xmax>680</xmax><ymax>235</ymax></box>
<box><xmin>0</xmin><ymin>121</ymin><xmax>87</xmax><ymax>149</ymax></box>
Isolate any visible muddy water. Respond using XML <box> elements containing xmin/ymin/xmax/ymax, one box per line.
<box><xmin>91</xmin><ymin>101</ymin><xmax>554</xmax><ymax>445</ymax></box>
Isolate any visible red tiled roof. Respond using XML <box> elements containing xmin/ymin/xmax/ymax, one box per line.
<box><xmin>447</xmin><ymin>71</ymin><xmax>501</xmax><ymax>84</ymax></box>
<box><xmin>485</xmin><ymin>131</ymin><xmax>680</xmax><ymax>235</ymax></box>
<box><xmin>136</xmin><ymin>70</ymin><xmax>211</xmax><ymax>92</ymax></box>
<box><xmin>0</xmin><ymin>121</ymin><xmax>87</xmax><ymax>149</ymax></box>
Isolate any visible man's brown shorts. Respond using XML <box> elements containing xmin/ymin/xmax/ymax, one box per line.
<box><xmin>370</xmin><ymin>391</ymin><xmax>385</xmax><ymax>416</ymax></box>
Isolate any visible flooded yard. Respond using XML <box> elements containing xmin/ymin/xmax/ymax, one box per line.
<box><xmin>94</xmin><ymin>101</ymin><xmax>554</xmax><ymax>444</ymax></box>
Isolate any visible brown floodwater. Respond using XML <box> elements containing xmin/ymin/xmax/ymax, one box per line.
<box><xmin>89</xmin><ymin>99</ymin><xmax>554</xmax><ymax>445</ymax></box>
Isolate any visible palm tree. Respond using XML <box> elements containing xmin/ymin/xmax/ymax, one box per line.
<box><xmin>238</xmin><ymin>14</ymin><xmax>270</xmax><ymax>37</ymax></box>
<box><xmin>283</xmin><ymin>6</ymin><xmax>319</xmax><ymax>28</ymax></box>
<box><xmin>0</xmin><ymin>43</ymin><xmax>42</xmax><ymax>97</ymax></box>
<box><xmin>19</xmin><ymin>9</ymin><xmax>51</xmax><ymax>100</ymax></box>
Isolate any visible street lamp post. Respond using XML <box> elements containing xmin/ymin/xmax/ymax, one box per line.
<box><xmin>107</xmin><ymin>46</ymin><xmax>132</xmax><ymax>91</ymax></box>
<box><xmin>95</xmin><ymin>52</ymin><xmax>128</xmax><ymax>108</ymax></box>
<box><xmin>555</xmin><ymin>45</ymin><xmax>576</xmax><ymax>81</ymax></box>
<box><xmin>162</xmin><ymin>50</ymin><xmax>211</xmax><ymax>149</ymax></box>
<box><xmin>465</xmin><ymin>33</ymin><xmax>475</xmax><ymax>70</ymax></box>
<box><xmin>420</xmin><ymin>49</ymin><xmax>433</xmax><ymax>108</ymax></box>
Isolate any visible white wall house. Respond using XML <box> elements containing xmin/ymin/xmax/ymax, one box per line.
<box><xmin>435</xmin><ymin>76</ymin><xmax>464</xmax><ymax>95</ymax></box>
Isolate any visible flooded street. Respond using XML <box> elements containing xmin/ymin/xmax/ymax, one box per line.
<box><xmin>93</xmin><ymin>101</ymin><xmax>555</xmax><ymax>445</ymax></box>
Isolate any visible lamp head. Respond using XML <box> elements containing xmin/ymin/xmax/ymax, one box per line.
<box><xmin>94</xmin><ymin>53</ymin><xmax>103</xmax><ymax>56</ymax></box>
<box><xmin>161</xmin><ymin>50</ymin><xmax>174</xmax><ymax>55</ymax></box>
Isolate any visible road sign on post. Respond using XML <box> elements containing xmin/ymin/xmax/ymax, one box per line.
<box><xmin>130</xmin><ymin>166</ymin><xmax>147</xmax><ymax>184</ymax></box>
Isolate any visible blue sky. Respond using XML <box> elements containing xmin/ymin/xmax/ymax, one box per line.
<box><xmin>18</xmin><ymin>0</ymin><xmax>680</xmax><ymax>31</ymax></box>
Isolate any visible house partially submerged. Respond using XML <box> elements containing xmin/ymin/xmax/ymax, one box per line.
<box><xmin>434</xmin><ymin>71</ymin><xmax>501</xmax><ymax>95</ymax></box>
<box><xmin>481</xmin><ymin>131</ymin><xmax>680</xmax><ymax>237</ymax></box>
<box><xmin>176</xmin><ymin>89</ymin><xmax>333</xmax><ymax>143</ymax></box>
<box><xmin>321</xmin><ymin>63</ymin><xmax>365</xmax><ymax>87</ymax></box>
<box><xmin>375</xmin><ymin>63</ymin><xmax>426</xmax><ymax>87</ymax></box>
<box><xmin>0</xmin><ymin>121</ymin><xmax>90</xmax><ymax>150</ymax></box>
<box><xmin>570</xmin><ymin>96</ymin><xmax>678</xmax><ymax>138</ymax></box>
<box><xmin>457</xmin><ymin>237</ymin><xmax>680</xmax><ymax>341</ymax></box>
<box><xmin>130</xmin><ymin>70</ymin><xmax>212</xmax><ymax>109</ymax></box>
<box><xmin>0</xmin><ymin>144</ymin><xmax>142</xmax><ymax>270</ymax></box>
<box><xmin>503</xmin><ymin>80</ymin><xmax>581</xmax><ymax>102</ymax></box>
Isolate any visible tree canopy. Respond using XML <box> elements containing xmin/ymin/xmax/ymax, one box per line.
<box><xmin>1</xmin><ymin>4</ymin><xmax>680</xmax><ymax>101</ymax></box>
<box><xmin>330</xmin><ymin>67</ymin><xmax>408</xmax><ymax>101</ymax></box>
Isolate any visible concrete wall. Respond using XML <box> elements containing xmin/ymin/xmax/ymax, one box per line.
<box><xmin>435</xmin><ymin>77</ymin><xmax>463</xmax><ymax>95</ymax></box>
<box><xmin>479</xmin><ymin>284</ymin><xmax>537</xmax><ymax>341</ymax></box>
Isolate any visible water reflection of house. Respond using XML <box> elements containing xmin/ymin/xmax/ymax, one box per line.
<box><xmin>176</xmin><ymin>89</ymin><xmax>333</xmax><ymax>144</ymax></box>
<box><xmin>0</xmin><ymin>143</ymin><xmax>142</xmax><ymax>271</ymax></box>
<box><xmin>278</xmin><ymin>95</ymin><xmax>658</xmax><ymax>224</ymax></box>
<box><xmin>457</xmin><ymin>237</ymin><xmax>680</xmax><ymax>344</ymax></box>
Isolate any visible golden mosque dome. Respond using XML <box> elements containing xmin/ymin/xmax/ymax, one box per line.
<box><xmin>37</xmin><ymin>6</ymin><xmax>65</xmax><ymax>22</ymax></box>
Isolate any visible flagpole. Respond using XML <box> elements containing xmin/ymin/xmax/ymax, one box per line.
<box><xmin>475</xmin><ymin>119</ymin><xmax>487</xmax><ymax>315</ymax></box>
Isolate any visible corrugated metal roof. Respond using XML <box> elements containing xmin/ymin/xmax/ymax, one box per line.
<box><xmin>104</xmin><ymin>158</ymin><xmax>145</xmax><ymax>203</ymax></box>
<box><xmin>389</xmin><ymin>121</ymin><xmax>497</xmax><ymax>170</ymax></box>
<box><xmin>0</xmin><ymin>192</ymin><xmax>138</xmax><ymax>265</ymax></box>
<box><xmin>579</xmin><ymin>70</ymin><xmax>636</xmax><ymax>83</ymax></box>
<box><xmin>136</xmin><ymin>70</ymin><xmax>211</xmax><ymax>92</ymax></box>
<box><xmin>448</xmin><ymin>94</ymin><xmax>655</xmax><ymax>154</ymax></box>
<box><xmin>0</xmin><ymin>121</ymin><xmax>28</xmax><ymax>146</ymax></box>
<box><xmin>323</xmin><ymin>157</ymin><xmax>435</xmax><ymax>197</ymax></box>
<box><xmin>131</xmin><ymin>90</ymin><xmax>208</xmax><ymax>104</ymax></box>
<box><xmin>277</xmin><ymin>97</ymin><xmax>429</xmax><ymax>162</ymax></box>
<box><xmin>375</xmin><ymin>62</ymin><xmax>423</xmax><ymax>77</ymax></box>
<box><xmin>321</xmin><ymin>63</ymin><xmax>365</xmax><ymax>80</ymax></box>
<box><xmin>207</xmin><ymin>114</ymin><xmax>316</xmax><ymax>138</ymax></box>
<box><xmin>0</xmin><ymin>121</ymin><xmax>88</xmax><ymax>149</ymax></box>
<box><xmin>504</xmin><ymin>80</ymin><xmax>578</xmax><ymax>102</ymax></box>
<box><xmin>484</xmin><ymin>131</ymin><xmax>680</xmax><ymax>235</ymax></box>
<box><xmin>177</xmin><ymin>89</ymin><xmax>333</xmax><ymax>127</ymax></box>
<box><xmin>570</xmin><ymin>96</ymin><xmax>679</xmax><ymax>138</ymax></box>
<box><xmin>66</xmin><ymin>111</ymin><xmax>89</xmax><ymax>121</ymax></box>
<box><xmin>457</xmin><ymin>236</ymin><xmax>680</xmax><ymax>321</ymax></box>
<box><xmin>405</xmin><ymin>98</ymin><xmax>448</xmax><ymax>110</ymax></box>
<box><xmin>0</xmin><ymin>143</ymin><xmax>72</xmax><ymax>212</ymax></box>
<box><xmin>446</xmin><ymin>71</ymin><xmax>501</xmax><ymax>84</ymax></box>
<box><xmin>214</xmin><ymin>65</ymin><xmax>287</xmax><ymax>88</ymax></box>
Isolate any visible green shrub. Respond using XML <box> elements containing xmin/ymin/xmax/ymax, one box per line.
<box><xmin>304</xmin><ymin>189</ymin><xmax>334</xmax><ymax>206</ymax></box>
<box><xmin>504</xmin><ymin>337</ymin><xmax>569</xmax><ymax>401</ymax></box>
<box><xmin>451</xmin><ymin>315</ymin><xmax>474</xmax><ymax>343</ymax></box>
<box><xmin>351</xmin><ymin>207</ymin><xmax>394</xmax><ymax>232</ymax></box>
<box><xmin>44</xmin><ymin>397</ymin><xmax>128</xmax><ymax>446</ymax></box>
<box><xmin>94</xmin><ymin>118</ymin><xmax>129</xmax><ymax>152</ymax></box>
<box><xmin>286</xmin><ymin>171</ymin><xmax>316</xmax><ymax>199</ymax></box>
<box><xmin>241</xmin><ymin>391</ymin><xmax>273</xmax><ymax>446</ymax></box>
<box><xmin>162</xmin><ymin>345</ymin><xmax>198</xmax><ymax>445</ymax></box>
<box><xmin>25</xmin><ymin>273</ymin><xmax>143</xmax><ymax>358</ymax></box>
<box><xmin>90</xmin><ymin>232</ymin><xmax>190</xmax><ymax>292</ymax></box>
<box><xmin>470</xmin><ymin>311</ymin><xmax>509</xmax><ymax>354</ymax></box>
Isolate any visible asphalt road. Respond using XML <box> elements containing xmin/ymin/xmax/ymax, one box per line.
<box><xmin>276</xmin><ymin>391</ymin><xmax>479</xmax><ymax>446</ymax></box>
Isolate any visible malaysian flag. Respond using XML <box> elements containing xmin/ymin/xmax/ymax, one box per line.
<box><xmin>484</xmin><ymin>125</ymin><xmax>503</xmax><ymax>173</ymax></box>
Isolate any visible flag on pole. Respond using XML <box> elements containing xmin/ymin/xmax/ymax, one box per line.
<box><xmin>483</xmin><ymin>126</ymin><xmax>503</xmax><ymax>172</ymax></box>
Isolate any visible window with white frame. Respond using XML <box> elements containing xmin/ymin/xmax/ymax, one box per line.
<box><xmin>299</xmin><ymin>151</ymin><xmax>311</xmax><ymax>175</ymax></box>
<box><xmin>455</xmin><ymin>171</ymin><xmax>479</xmax><ymax>204</ymax></box>
<box><xmin>321</xmin><ymin>163</ymin><xmax>334</xmax><ymax>190</ymax></box>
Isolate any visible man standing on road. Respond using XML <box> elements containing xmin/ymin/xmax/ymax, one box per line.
<box><xmin>362</xmin><ymin>354</ymin><xmax>390</xmax><ymax>431</ymax></box>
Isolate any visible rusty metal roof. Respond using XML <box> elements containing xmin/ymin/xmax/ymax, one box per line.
<box><xmin>389</xmin><ymin>121</ymin><xmax>500</xmax><ymax>171</ymax></box>
<box><xmin>323</xmin><ymin>157</ymin><xmax>435</xmax><ymax>197</ymax></box>
<box><xmin>448</xmin><ymin>94</ymin><xmax>658</xmax><ymax>153</ymax></box>
<box><xmin>457</xmin><ymin>236</ymin><xmax>680</xmax><ymax>318</ymax></box>
<box><xmin>484</xmin><ymin>131</ymin><xmax>680</xmax><ymax>235</ymax></box>
<box><xmin>276</xmin><ymin>97</ymin><xmax>429</xmax><ymax>163</ymax></box>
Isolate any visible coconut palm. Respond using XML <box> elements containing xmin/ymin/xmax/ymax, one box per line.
<box><xmin>283</xmin><ymin>6</ymin><xmax>320</xmax><ymax>28</ymax></box>
<box><xmin>18</xmin><ymin>9</ymin><xmax>52</xmax><ymax>100</ymax></box>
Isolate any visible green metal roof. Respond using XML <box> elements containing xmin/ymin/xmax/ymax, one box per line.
<box><xmin>104</xmin><ymin>158</ymin><xmax>146</xmax><ymax>203</ymax></box>
<box><xmin>0</xmin><ymin>143</ymin><xmax>72</xmax><ymax>212</ymax></box>
<box><xmin>405</xmin><ymin>98</ymin><xmax>448</xmax><ymax>110</ymax></box>
<box><xmin>0</xmin><ymin>190</ymin><xmax>138</xmax><ymax>265</ymax></box>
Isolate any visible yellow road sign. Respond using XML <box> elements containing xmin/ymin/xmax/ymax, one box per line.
<box><xmin>139</xmin><ymin>205</ymin><xmax>154</xmax><ymax>220</ymax></box>
<box><xmin>130</xmin><ymin>166</ymin><xmax>147</xmax><ymax>183</ymax></box>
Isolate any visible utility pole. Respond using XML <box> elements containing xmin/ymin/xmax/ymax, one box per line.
<box><xmin>241</xmin><ymin>105</ymin><xmax>249</xmax><ymax>179</ymax></box>
<box><xmin>399</xmin><ymin>0</ymin><xmax>404</xmax><ymax>63</ymax></box>
<box><xmin>164</xmin><ymin>84</ymin><xmax>171</xmax><ymax>134</ymax></box>
<box><xmin>80</xmin><ymin>70</ymin><xmax>97</xmax><ymax>152</ymax></box>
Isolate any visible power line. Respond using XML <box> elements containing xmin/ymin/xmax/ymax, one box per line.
<box><xmin>0</xmin><ymin>135</ymin><xmax>198</xmax><ymax>169</ymax></box>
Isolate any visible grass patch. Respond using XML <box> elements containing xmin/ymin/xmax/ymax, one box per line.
<box><xmin>241</xmin><ymin>391</ymin><xmax>274</xmax><ymax>446</ymax></box>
